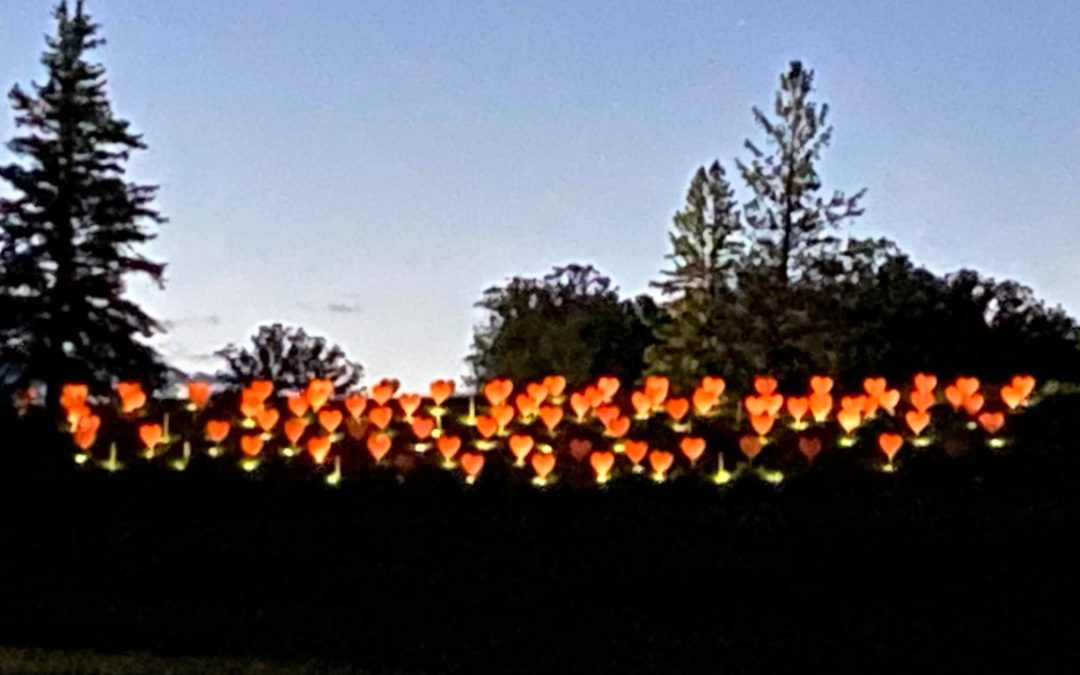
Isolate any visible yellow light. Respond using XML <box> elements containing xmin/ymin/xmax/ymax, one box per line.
<box><xmin>965</xmin><ymin>421</ymin><xmax>977</xmax><ymax>431</ymax></box>
<box><xmin>73</xmin><ymin>453</ymin><xmax>90</xmax><ymax>465</ymax></box>
<box><xmin>532</xmin><ymin>476</ymin><xmax>549</xmax><ymax>487</ymax></box>
<box><xmin>279</xmin><ymin>446</ymin><xmax>300</xmax><ymax>458</ymax></box>
<box><xmin>881</xmin><ymin>462</ymin><xmax>896</xmax><ymax>473</ymax></box>
<box><xmin>207</xmin><ymin>445</ymin><xmax>224</xmax><ymax>458</ymax></box>
<box><xmin>325</xmin><ymin>457</ymin><xmax>342</xmax><ymax>486</ymax></box>
<box><xmin>838</xmin><ymin>435</ymin><xmax>857</xmax><ymax>448</ymax></box>
<box><xmin>912</xmin><ymin>436</ymin><xmax>932</xmax><ymax>448</ymax></box>
<box><xmin>475</xmin><ymin>440</ymin><xmax>497</xmax><ymax>451</ymax></box>
<box><xmin>987</xmin><ymin>438</ymin><xmax>1008</xmax><ymax>449</ymax></box>
<box><xmin>465</xmin><ymin>475</ymin><xmax>477</xmax><ymax>485</ymax></box>
<box><xmin>441</xmin><ymin>459</ymin><xmax>457</xmax><ymax>470</ymax></box>
<box><xmin>758</xmin><ymin>468</ymin><xmax>784</xmax><ymax>484</ymax></box>
<box><xmin>595</xmin><ymin>473</ymin><xmax>610</xmax><ymax>485</ymax></box>
<box><xmin>413</xmin><ymin>442</ymin><xmax>430</xmax><ymax>454</ymax></box>
<box><xmin>241</xmin><ymin>418</ymin><xmax>256</xmax><ymax>429</ymax></box>
<box><xmin>240</xmin><ymin>457</ymin><xmax>261</xmax><ymax>473</ymax></box>
<box><xmin>99</xmin><ymin>443</ymin><xmax>123</xmax><ymax>472</ymax></box>
<box><xmin>790</xmin><ymin>421</ymin><xmax>808</xmax><ymax>431</ymax></box>
<box><xmin>713</xmin><ymin>470</ymin><xmax>732</xmax><ymax>485</ymax></box>
<box><xmin>651</xmin><ymin>472</ymin><xmax>666</xmax><ymax>483</ymax></box>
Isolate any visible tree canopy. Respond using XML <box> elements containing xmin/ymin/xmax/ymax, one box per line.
<box><xmin>216</xmin><ymin>323</ymin><xmax>363</xmax><ymax>392</ymax></box>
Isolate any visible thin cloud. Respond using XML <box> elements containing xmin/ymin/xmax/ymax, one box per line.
<box><xmin>161</xmin><ymin>314</ymin><xmax>222</xmax><ymax>330</ymax></box>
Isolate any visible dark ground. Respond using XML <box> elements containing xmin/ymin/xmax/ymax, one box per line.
<box><xmin>2</xmin><ymin>396</ymin><xmax>1080</xmax><ymax>674</ymax></box>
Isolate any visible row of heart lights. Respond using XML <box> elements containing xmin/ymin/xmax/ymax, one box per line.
<box><xmin>58</xmin><ymin>372</ymin><xmax>1036</xmax><ymax>486</ymax></box>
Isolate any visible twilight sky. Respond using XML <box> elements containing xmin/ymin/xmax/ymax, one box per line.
<box><xmin>2</xmin><ymin>0</ymin><xmax>1078</xmax><ymax>390</ymax></box>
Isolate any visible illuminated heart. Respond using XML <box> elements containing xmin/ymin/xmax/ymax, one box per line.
<box><xmin>287</xmin><ymin>394</ymin><xmax>309</xmax><ymax>418</ymax></box>
<box><xmin>139</xmin><ymin>423</ymin><xmax>162</xmax><ymax>449</ymax></box>
<box><xmin>490</xmin><ymin>402</ymin><xmax>515</xmax><ymax>429</ymax></box>
<box><xmin>460</xmin><ymin>452</ymin><xmax>485</xmax><ymax>479</ymax></box>
<box><xmin>515</xmin><ymin>393</ymin><xmax>539</xmax><ymax>418</ymax></box>
<box><xmin>475</xmin><ymin>415</ymin><xmax>498</xmax><ymax>439</ymax></box>
<box><xmin>240</xmin><ymin>434</ymin><xmax>263</xmax><ymax>458</ymax></box>
<box><xmin>569</xmin><ymin>393</ymin><xmax>591</xmax><ymax>421</ymax></box>
<box><xmin>368</xmin><ymin>405</ymin><xmax>393</xmax><ymax>430</ymax></box>
<box><xmin>117</xmin><ymin>382</ymin><xmax>146</xmax><ymax>413</ymax></box>
<box><xmin>526</xmin><ymin>382</ymin><xmax>549</xmax><ymax>404</ymax></box>
<box><xmin>999</xmin><ymin>384</ymin><xmax>1022</xmax><ymax>410</ymax></box>
<box><xmin>372</xmin><ymin>379</ymin><xmax>398</xmax><ymax>405</ymax></box>
<box><xmin>187</xmin><ymin>380</ymin><xmax>211</xmax><ymax>409</ymax></box>
<box><xmin>284</xmin><ymin>417</ymin><xmax>306</xmax><ymax>445</ymax></box>
<box><xmin>205</xmin><ymin>420</ymin><xmax>230</xmax><ymax>443</ymax></box>
<box><xmin>596</xmin><ymin>375</ymin><xmax>621</xmax><ymax>401</ymax></box>
<box><xmin>944</xmin><ymin>385</ymin><xmax>964</xmax><ymax>409</ymax></box>
<box><xmin>365</xmin><ymin>432</ymin><xmax>391</xmax><ymax>462</ymax></box>
<box><xmin>798</xmin><ymin>436</ymin><xmax>822</xmax><ymax>461</ymax></box>
<box><xmin>744</xmin><ymin>395</ymin><xmax>767</xmax><ymax>417</ymax></box>
<box><xmin>569</xmin><ymin>438</ymin><xmax>592</xmax><ymax>462</ymax></box>
<box><xmin>956</xmin><ymin>377</ymin><xmax>980</xmax><ymax>397</ymax></box>
<box><xmin>1011</xmin><ymin>375</ymin><xmax>1035</xmax><ymax>400</ymax></box>
<box><xmin>411</xmin><ymin>416</ymin><xmax>435</xmax><ymax>440</ymax></box>
<box><xmin>810</xmin><ymin>376</ymin><xmax>834</xmax><ymax>395</ymax></box>
<box><xmin>700</xmin><ymin>376</ymin><xmax>726</xmax><ymax>396</ymax></box>
<box><xmin>249</xmin><ymin>380</ymin><xmax>274</xmax><ymax>402</ymax></box>
<box><xmin>863</xmin><ymin>377</ymin><xmax>887</xmax><ymax>398</ymax></box>
<box><xmin>631</xmin><ymin>391</ymin><xmax>652</xmax><ymax>417</ymax></box>
<box><xmin>786</xmin><ymin>396</ymin><xmax>809</xmax><ymax>422</ymax></box>
<box><xmin>913</xmin><ymin>373</ymin><xmax>937</xmax><ymax>393</ymax></box>
<box><xmin>66</xmin><ymin>404</ymin><xmax>89</xmax><ymax>430</ymax></box>
<box><xmin>643</xmin><ymin>376</ymin><xmax>669</xmax><ymax>406</ymax></box>
<box><xmin>305</xmin><ymin>378</ymin><xmax>334</xmax><ymax>412</ymax></box>
<box><xmin>692</xmin><ymin>387</ymin><xmax>720</xmax><ymax>416</ymax></box>
<box><xmin>344</xmin><ymin>393</ymin><xmax>368</xmax><ymax>420</ymax></box>
<box><xmin>60</xmin><ymin>383</ymin><xmax>89</xmax><ymax>411</ymax></box>
<box><xmin>877</xmin><ymin>389</ymin><xmax>900</xmax><ymax>413</ymax></box>
<box><xmin>437</xmin><ymin>434</ymin><xmax>461</xmax><ymax>462</ymax></box>
<box><xmin>648</xmin><ymin>450</ymin><xmax>674</xmax><ymax>476</ymax></box>
<box><xmin>679</xmin><ymin>436</ymin><xmax>706</xmax><ymax>463</ymax></box>
<box><xmin>590</xmin><ymin>451</ymin><xmax>615</xmax><ymax>480</ymax></box>
<box><xmin>542</xmin><ymin>375</ymin><xmax>567</xmax><ymax>398</ymax></box>
<box><xmin>665</xmin><ymin>397</ymin><xmax>690</xmax><ymax>421</ymax></box>
<box><xmin>318</xmin><ymin>409</ymin><xmax>343</xmax><ymax>433</ymax></box>
<box><xmin>594</xmin><ymin>404</ymin><xmax>621</xmax><ymax>427</ymax></box>
<box><xmin>878</xmin><ymin>433</ymin><xmax>903</xmax><ymax>462</ymax></box>
<box><xmin>861</xmin><ymin>395</ymin><xmax>879</xmax><ymax>417</ymax></box>
<box><xmin>978</xmin><ymin>411</ymin><xmax>1005</xmax><ymax>435</ymax></box>
<box><xmin>531</xmin><ymin>451</ymin><xmax>556</xmax><ymax>479</ymax></box>
<box><xmin>308</xmin><ymin>435</ymin><xmax>333</xmax><ymax>463</ymax></box>
<box><xmin>74</xmin><ymin>425</ymin><xmax>98</xmax><ymax>451</ymax></box>
<box><xmin>239</xmin><ymin>390</ymin><xmax>263</xmax><ymax>419</ymax></box>
<box><xmin>763</xmin><ymin>393</ymin><xmax>784</xmax><ymax>416</ymax></box>
<box><xmin>837</xmin><ymin>407</ymin><xmax>861</xmax><ymax>434</ymax></box>
<box><xmin>809</xmin><ymin>392</ymin><xmax>833</xmax><ymax>421</ymax></box>
<box><xmin>509</xmin><ymin>434</ymin><xmax>535</xmax><ymax>462</ymax></box>
<box><xmin>539</xmin><ymin>405</ymin><xmax>564</xmax><ymax>432</ymax></box>
<box><xmin>962</xmin><ymin>393</ymin><xmax>985</xmax><ymax>416</ymax></box>
<box><xmin>583</xmin><ymin>385</ymin><xmax>606</xmax><ymax>409</ymax></box>
<box><xmin>483</xmin><ymin>379</ymin><xmax>514</xmax><ymax>406</ymax></box>
<box><xmin>430</xmin><ymin>379</ymin><xmax>455</xmax><ymax>406</ymax></box>
<box><xmin>751</xmin><ymin>376</ymin><xmax>775</xmax><ymax>396</ymax></box>
<box><xmin>739</xmin><ymin>435</ymin><xmax>763</xmax><ymax>460</ymax></box>
<box><xmin>749</xmin><ymin>413</ymin><xmax>775</xmax><ymax>436</ymax></box>
<box><xmin>624</xmin><ymin>440</ymin><xmax>648</xmax><ymax>465</ymax></box>
<box><xmin>256</xmin><ymin>407</ymin><xmax>280</xmax><ymax>432</ymax></box>
<box><xmin>910</xmin><ymin>389</ymin><xmax>935</xmax><ymax>413</ymax></box>
<box><xmin>905</xmin><ymin>410</ymin><xmax>931</xmax><ymax>435</ymax></box>
<box><xmin>603</xmin><ymin>416</ymin><xmax>630</xmax><ymax>438</ymax></box>
<box><xmin>398</xmin><ymin>393</ymin><xmax>422</xmax><ymax>418</ymax></box>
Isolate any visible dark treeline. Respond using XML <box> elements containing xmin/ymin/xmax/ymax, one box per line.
<box><xmin>1</xmin><ymin>3</ymin><xmax>1077</xmax><ymax>413</ymax></box>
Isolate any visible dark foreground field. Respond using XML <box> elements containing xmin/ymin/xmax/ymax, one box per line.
<box><xmin>2</xmin><ymin>396</ymin><xmax>1080</xmax><ymax>674</ymax></box>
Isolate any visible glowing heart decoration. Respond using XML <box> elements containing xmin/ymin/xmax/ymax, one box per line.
<box><xmin>117</xmin><ymin>382</ymin><xmax>147</xmax><ymax>414</ymax></box>
<box><xmin>398</xmin><ymin>393</ymin><xmax>422</xmax><ymax>420</ymax></box>
<box><xmin>749</xmin><ymin>413</ymin><xmax>775</xmax><ymax>436</ymax></box>
<box><xmin>410</xmin><ymin>416</ymin><xmax>435</xmax><ymax>440</ymax></box>
<box><xmin>700</xmin><ymin>376</ymin><xmax>726</xmax><ymax>397</ymax></box>
<box><xmin>256</xmin><ymin>408</ymin><xmax>280</xmax><ymax>433</ymax></box>
<box><xmin>283</xmin><ymin>417</ymin><xmax>306</xmax><ymax>446</ymax></box>
<box><xmin>186</xmin><ymin>380</ymin><xmax>211</xmax><ymax>409</ymax></box>
<box><xmin>490</xmin><ymin>402</ymin><xmax>515</xmax><ymax>430</ymax></box>
<box><xmin>531</xmin><ymin>451</ymin><xmax>556</xmax><ymax>485</ymax></box>
<box><xmin>956</xmin><ymin>377</ymin><xmax>980</xmax><ymax>397</ymax></box>
<box><xmin>73</xmin><ymin>414</ymin><xmax>101</xmax><ymax>451</ymax></box>
<box><xmin>249</xmin><ymin>380</ymin><xmax>274</xmax><ymax>403</ymax></box>
<box><xmin>343</xmin><ymin>393</ymin><xmax>367</xmax><ymax>420</ymax></box>
<box><xmin>569</xmin><ymin>438</ymin><xmax>593</xmax><ymax>462</ymax></box>
<box><xmin>437</xmin><ymin>435</ymin><xmax>461</xmax><ymax>466</ymax></box>
<box><xmin>539</xmin><ymin>405</ymin><xmax>564</xmax><ymax>432</ymax></box>
<box><xmin>623</xmin><ymin>440</ymin><xmax>648</xmax><ymax>469</ymax></box>
<box><xmin>999</xmin><ymin>384</ymin><xmax>1023</xmax><ymax>410</ymax></box>
<box><xmin>483</xmin><ymin>379</ymin><xmax>514</xmax><ymax>406</ymax></box>
<box><xmin>305</xmin><ymin>379</ymin><xmax>334</xmax><ymax>412</ymax></box>
<box><xmin>239</xmin><ymin>389</ymin><xmax>263</xmax><ymax>420</ymax></box>
<box><xmin>754</xmin><ymin>376</ymin><xmax>778</xmax><ymax>395</ymax></box>
<box><xmin>809</xmin><ymin>391</ymin><xmax>833</xmax><ymax>422</ymax></box>
<box><xmin>978</xmin><ymin>412</ymin><xmax>1005</xmax><ymax>435</ymax></box>
<box><xmin>837</xmin><ymin>397</ymin><xmax>863</xmax><ymax>435</ymax></box>
<box><xmin>368</xmin><ymin>405</ymin><xmax>393</xmax><ymax>430</ymax></box>
<box><xmin>460</xmin><ymin>452</ymin><xmax>485</xmax><ymax>484</ymax></box>
<box><xmin>665</xmin><ymin>397</ymin><xmax>690</xmax><ymax>422</ymax></box>
<box><xmin>205</xmin><ymin>420</ymin><xmax>230</xmax><ymax>444</ymax></box>
<box><xmin>475</xmin><ymin>415</ymin><xmax>498</xmax><ymax>439</ymax></box>
<box><xmin>569</xmin><ymin>393</ymin><xmax>591</xmax><ymax>421</ymax></box>
<box><xmin>139</xmin><ymin>423</ymin><xmax>163</xmax><ymax>454</ymax></box>
<box><xmin>365</xmin><ymin>432</ymin><xmax>391</xmax><ymax>462</ymax></box>
<box><xmin>913</xmin><ymin>373</ymin><xmax>937</xmax><ymax>394</ymax></box>
<box><xmin>863</xmin><ymin>377</ymin><xmax>887</xmax><ymax>399</ymax></box>
<box><xmin>1011</xmin><ymin>374</ymin><xmax>1036</xmax><ymax>400</ymax></box>
<box><xmin>508</xmin><ymin>434</ymin><xmax>535</xmax><ymax>466</ymax></box>
<box><xmin>371</xmin><ymin>379</ymin><xmax>398</xmax><ymax>406</ymax></box>
<box><xmin>542</xmin><ymin>375</ymin><xmax>567</xmax><ymax>399</ymax></box>
<box><xmin>798</xmin><ymin>436</ymin><xmax>822</xmax><ymax>461</ymax></box>
<box><xmin>583</xmin><ymin>385</ymin><xmax>605</xmax><ymax>409</ymax></box>
<box><xmin>962</xmin><ymin>393</ymin><xmax>985</xmax><ymax>417</ymax></box>
<box><xmin>739</xmin><ymin>435</ymin><xmax>763</xmax><ymax>461</ymax></box>
<box><xmin>910</xmin><ymin>389</ymin><xmax>935</xmax><ymax>413</ymax></box>
<box><xmin>905</xmin><ymin>410</ymin><xmax>931</xmax><ymax>436</ymax></box>
<box><xmin>644</xmin><ymin>376</ymin><xmax>669</xmax><ymax>408</ymax></box>
<box><xmin>595</xmin><ymin>404</ymin><xmax>620</xmax><ymax>427</ymax></box>
<box><xmin>515</xmin><ymin>393</ymin><xmax>539</xmax><ymax>419</ymax></box>
<box><xmin>631</xmin><ymin>391</ymin><xmax>653</xmax><ymax>418</ymax></box>
<box><xmin>287</xmin><ymin>395</ymin><xmax>309</xmax><ymax>418</ymax></box>
<box><xmin>810</xmin><ymin>376</ymin><xmax>834</xmax><ymax>395</ymax></box>
<box><xmin>60</xmin><ymin>383</ymin><xmax>89</xmax><ymax>413</ymax></box>
<box><xmin>877</xmin><ymin>389</ymin><xmax>901</xmax><ymax>414</ymax></box>
<box><xmin>240</xmin><ymin>434</ymin><xmax>264</xmax><ymax>458</ymax></box>
<box><xmin>590</xmin><ymin>450</ymin><xmax>615</xmax><ymax>484</ymax></box>
<box><xmin>786</xmin><ymin>396</ymin><xmax>809</xmax><ymax>424</ymax></box>
<box><xmin>648</xmin><ymin>450</ymin><xmax>674</xmax><ymax>482</ymax></box>
<box><xmin>318</xmin><ymin>409</ymin><xmax>343</xmax><ymax>434</ymax></box>
<box><xmin>526</xmin><ymin>382</ymin><xmax>549</xmax><ymax>405</ymax></box>
<box><xmin>309</xmin><ymin>435</ymin><xmax>334</xmax><ymax>464</ymax></box>
<box><xmin>944</xmin><ymin>385</ymin><xmax>964</xmax><ymax>410</ymax></box>
<box><xmin>679</xmin><ymin>436</ymin><xmax>706</xmax><ymax>464</ymax></box>
<box><xmin>596</xmin><ymin>376</ymin><xmax>620</xmax><ymax>402</ymax></box>
<box><xmin>692</xmin><ymin>386</ymin><xmax>720</xmax><ymax>416</ymax></box>
<box><xmin>878</xmin><ymin>433</ymin><xmax>903</xmax><ymax>464</ymax></box>
<box><xmin>603</xmin><ymin>415</ymin><xmax>631</xmax><ymax>439</ymax></box>
<box><xmin>429</xmin><ymin>379</ymin><xmax>455</xmax><ymax>406</ymax></box>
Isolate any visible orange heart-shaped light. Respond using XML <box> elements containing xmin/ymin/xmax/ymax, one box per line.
<box><xmin>531</xmin><ymin>451</ymin><xmax>556</xmax><ymax>479</ymax></box>
<box><xmin>539</xmin><ymin>405</ymin><xmax>564</xmax><ymax>432</ymax></box>
<box><xmin>249</xmin><ymin>380</ymin><xmax>274</xmax><ymax>402</ymax></box>
<box><xmin>643</xmin><ymin>376</ymin><xmax>669</xmax><ymax>407</ymax></box>
<box><xmin>305</xmin><ymin>378</ymin><xmax>334</xmax><ymax>412</ymax></box>
<box><xmin>878</xmin><ymin>433</ymin><xmax>903</xmax><ymax>462</ymax></box>
<box><xmin>679</xmin><ymin>436</ymin><xmax>706</xmax><ymax>463</ymax></box>
<box><xmin>798</xmin><ymin>436</ymin><xmax>822</xmax><ymax>461</ymax></box>
<box><xmin>754</xmin><ymin>376</ymin><xmax>778</xmax><ymax>395</ymax></box>
<box><xmin>508</xmin><ymin>434</ymin><xmax>534</xmax><ymax>463</ymax></box>
<box><xmin>877</xmin><ymin>389</ymin><xmax>900</xmax><ymax>413</ymax></box>
<box><xmin>318</xmin><ymin>408</ymin><xmax>343</xmax><ymax>433</ymax></box>
<box><xmin>343</xmin><ymin>393</ymin><xmax>367</xmax><ymax>420</ymax></box>
<box><xmin>665</xmin><ymin>397</ymin><xmax>690</xmax><ymax>422</ymax></box>
<box><xmin>596</xmin><ymin>376</ymin><xmax>620</xmax><ymax>401</ymax></box>
<box><xmin>809</xmin><ymin>376</ymin><xmax>834</xmax><ymax>395</ymax></box>
<box><xmin>749</xmin><ymin>412</ymin><xmax>775</xmax><ymax>436</ymax></box>
<box><xmin>187</xmin><ymin>380</ymin><xmax>211</xmax><ymax>409</ymax></box>
<box><xmin>944</xmin><ymin>385</ymin><xmax>964</xmax><ymax>409</ymax></box>
<box><xmin>809</xmin><ymin>392</ymin><xmax>833</xmax><ymax>422</ymax></box>
<box><xmin>437</xmin><ymin>434</ymin><xmax>461</xmax><ymax>462</ymax></box>
<box><xmin>366</xmin><ymin>432</ymin><xmax>391</xmax><ymax>462</ymax></box>
<box><xmin>692</xmin><ymin>386</ymin><xmax>720</xmax><ymax>416</ymax></box>
<box><xmin>460</xmin><ymin>452</ymin><xmax>485</xmax><ymax>479</ymax></box>
<box><xmin>139</xmin><ymin>423</ymin><xmax>162</xmax><ymax>449</ymax></box>
<box><xmin>256</xmin><ymin>407</ymin><xmax>280</xmax><ymax>433</ymax></box>
<box><xmin>910</xmin><ymin>389</ymin><xmax>935</xmax><ymax>413</ymax></box>
<box><xmin>240</xmin><ymin>434</ymin><xmax>264</xmax><ymax>458</ymax></box>
<box><xmin>956</xmin><ymin>377</ymin><xmax>980</xmax><ymax>397</ymax></box>
<box><xmin>569</xmin><ymin>392</ymin><xmax>591</xmax><ymax>421</ymax></box>
<box><xmin>483</xmin><ymin>378</ymin><xmax>514</xmax><ymax>406</ymax></box>
<box><xmin>700</xmin><ymin>376</ymin><xmax>726</xmax><ymax>396</ymax></box>
<box><xmin>515</xmin><ymin>393</ymin><xmax>539</xmax><ymax>418</ymax></box>
<box><xmin>913</xmin><ymin>373</ymin><xmax>937</xmax><ymax>393</ymax></box>
<box><xmin>368</xmin><ymin>405</ymin><xmax>393</xmax><ymax>430</ymax></box>
<box><xmin>631</xmin><ymin>391</ymin><xmax>652</xmax><ymax>417</ymax></box>
<box><xmin>837</xmin><ymin>407</ymin><xmax>861</xmax><ymax>434</ymax></box>
<box><xmin>239</xmin><ymin>390</ymin><xmax>263</xmax><ymax>419</ymax></box>
<box><xmin>999</xmin><ymin>384</ymin><xmax>1023</xmax><ymax>410</ymax></box>
<box><xmin>287</xmin><ymin>394</ymin><xmax>309</xmax><ymax>418</ymax></box>
<box><xmin>542</xmin><ymin>375</ymin><xmax>567</xmax><ymax>398</ymax></box>
<box><xmin>372</xmin><ymin>379</ymin><xmax>398</xmax><ymax>406</ymax></box>
<box><xmin>205</xmin><ymin>419</ymin><xmax>230</xmax><ymax>444</ymax></box>
<box><xmin>962</xmin><ymin>393</ymin><xmax>985</xmax><ymax>416</ymax></box>
<box><xmin>603</xmin><ymin>416</ymin><xmax>630</xmax><ymax>438</ymax></box>
<box><xmin>905</xmin><ymin>410</ymin><xmax>931</xmax><ymax>435</ymax></box>
<box><xmin>429</xmin><ymin>379</ymin><xmax>455</xmax><ymax>406</ymax></box>
<box><xmin>525</xmin><ymin>382</ymin><xmax>549</xmax><ymax>405</ymax></box>
<box><xmin>594</xmin><ymin>404</ymin><xmax>620</xmax><ymax>427</ymax></box>
<box><xmin>490</xmin><ymin>402</ymin><xmax>515</xmax><ymax>430</ymax></box>
<box><xmin>60</xmin><ymin>383</ymin><xmax>89</xmax><ymax>411</ymax></box>
<box><xmin>978</xmin><ymin>411</ymin><xmax>1005</xmax><ymax>435</ymax></box>
<box><xmin>398</xmin><ymin>393</ymin><xmax>422</xmax><ymax>419</ymax></box>
<box><xmin>475</xmin><ymin>415</ymin><xmax>498</xmax><ymax>439</ymax></box>
<box><xmin>786</xmin><ymin>396</ymin><xmax>809</xmax><ymax>422</ymax></box>
<box><xmin>411</xmin><ymin>416</ymin><xmax>435</xmax><ymax>440</ymax></box>
<box><xmin>284</xmin><ymin>417</ymin><xmax>306</xmax><ymax>445</ymax></box>
<box><xmin>590</xmin><ymin>450</ymin><xmax>615</xmax><ymax>481</ymax></box>
<box><xmin>117</xmin><ymin>382</ymin><xmax>147</xmax><ymax>414</ymax></box>
<box><xmin>648</xmin><ymin>449</ymin><xmax>673</xmax><ymax>476</ymax></box>
<box><xmin>624</xmin><ymin>440</ymin><xmax>648</xmax><ymax>466</ymax></box>
<box><xmin>308</xmin><ymin>435</ymin><xmax>333</xmax><ymax>464</ymax></box>
<box><xmin>739</xmin><ymin>435</ymin><xmax>763</xmax><ymax>460</ymax></box>
<box><xmin>863</xmin><ymin>377</ymin><xmax>887</xmax><ymax>398</ymax></box>
<box><xmin>583</xmin><ymin>385</ymin><xmax>606</xmax><ymax>409</ymax></box>
<box><xmin>1011</xmin><ymin>375</ymin><xmax>1035</xmax><ymax>400</ymax></box>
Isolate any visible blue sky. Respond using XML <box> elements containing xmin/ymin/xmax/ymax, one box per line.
<box><xmin>2</xmin><ymin>0</ymin><xmax>1078</xmax><ymax>389</ymax></box>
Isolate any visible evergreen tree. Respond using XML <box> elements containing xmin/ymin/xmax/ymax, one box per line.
<box><xmin>216</xmin><ymin>324</ymin><xmax>363</xmax><ymax>391</ymax></box>
<box><xmin>646</xmin><ymin>161</ymin><xmax>746</xmax><ymax>387</ymax></box>
<box><xmin>736</xmin><ymin>60</ymin><xmax>865</xmax><ymax>286</ymax></box>
<box><xmin>0</xmin><ymin>1</ymin><xmax>166</xmax><ymax>411</ymax></box>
